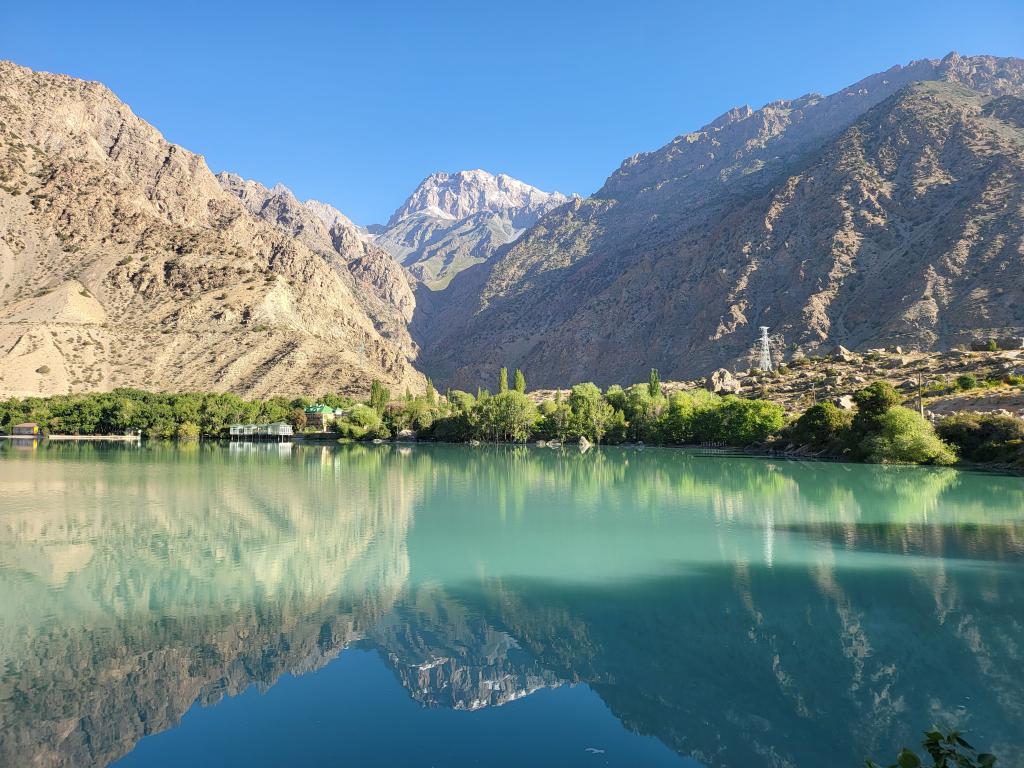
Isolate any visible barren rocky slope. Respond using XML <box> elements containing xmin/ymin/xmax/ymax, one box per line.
<box><xmin>419</xmin><ymin>54</ymin><xmax>1024</xmax><ymax>389</ymax></box>
<box><xmin>0</xmin><ymin>61</ymin><xmax>424</xmax><ymax>398</ymax></box>
<box><xmin>372</xmin><ymin>169</ymin><xmax>569</xmax><ymax>289</ymax></box>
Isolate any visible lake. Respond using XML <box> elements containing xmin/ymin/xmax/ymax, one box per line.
<box><xmin>0</xmin><ymin>441</ymin><xmax>1022</xmax><ymax>767</ymax></box>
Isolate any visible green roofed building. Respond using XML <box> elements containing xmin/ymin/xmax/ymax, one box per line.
<box><xmin>304</xmin><ymin>404</ymin><xmax>349</xmax><ymax>431</ymax></box>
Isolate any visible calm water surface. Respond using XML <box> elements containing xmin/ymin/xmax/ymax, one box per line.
<box><xmin>0</xmin><ymin>441</ymin><xmax>1022</xmax><ymax>767</ymax></box>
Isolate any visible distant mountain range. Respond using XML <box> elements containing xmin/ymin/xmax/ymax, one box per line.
<box><xmin>1</xmin><ymin>53</ymin><xmax>1023</xmax><ymax>396</ymax></box>
<box><xmin>369</xmin><ymin>169</ymin><xmax>571</xmax><ymax>289</ymax></box>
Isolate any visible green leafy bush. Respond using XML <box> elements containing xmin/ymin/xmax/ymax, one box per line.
<box><xmin>657</xmin><ymin>389</ymin><xmax>719</xmax><ymax>444</ymax></box>
<box><xmin>936</xmin><ymin>413</ymin><xmax>1024</xmax><ymax>465</ymax></box>
<box><xmin>864</xmin><ymin>407</ymin><xmax>957</xmax><ymax>465</ymax></box>
<box><xmin>788</xmin><ymin>401</ymin><xmax>853</xmax><ymax>449</ymax></box>
<box><xmin>176</xmin><ymin>421</ymin><xmax>200</xmax><ymax>441</ymax></box>
<box><xmin>334</xmin><ymin>403</ymin><xmax>389</xmax><ymax>440</ymax></box>
<box><xmin>699</xmin><ymin>396</ymin><xmax>785</xmax><ymax>446</ymax></box>
<box><xmin>848</xmin><ymin>382</ymin><xmax>903</xmax><ymax>458</ymax></box>
<box><xmin>955</xmin><ymin>373</ymin><xmax>978</xmax><ymax>391</ymax></box>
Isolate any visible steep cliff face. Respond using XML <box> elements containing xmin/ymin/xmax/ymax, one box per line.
<box><xmin>372</xmin><ymin>169</ymin><xmax>570</xmax><ymax>289</ymax></box>
<box><xmin>418</xmin><ymin>54</ymin><xmax>1024</xmax><ymax>389</ymax></box>
<box><xmin>217</xmin><ymin>172</ymin><xmax>416</xmax><ymax>323</ymax></box>
<box><xmin>0</xmin><ymin>61</ymin><xmax>424</xmax><ymax>398</ymax></box>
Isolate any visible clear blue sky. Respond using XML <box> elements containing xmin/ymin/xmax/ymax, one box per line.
<box><xmin>3</xmin><ymin>1</ymin><xmax>1022</xmax><ymax>224</ymax></box>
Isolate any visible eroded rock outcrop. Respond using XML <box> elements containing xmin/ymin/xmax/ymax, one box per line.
<box><xmin>0</xmin><ymin>61</ymin><xmax>424</xmax><ymax>398</ymax></box>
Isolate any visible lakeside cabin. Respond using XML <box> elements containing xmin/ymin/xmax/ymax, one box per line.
<box><xmin>304</xmin><ymin>404</ymin><xmax>349</xmax><ymax>430</ymax></box>
<box><xmin>11</xmin><ymin>423</ymin><xmax>40</xmax><ymax>438</ymax></box>
<box><xmin>228</xmin><ymin>422</ymin><xmax>293</xmax><ymax>442</ymax></box>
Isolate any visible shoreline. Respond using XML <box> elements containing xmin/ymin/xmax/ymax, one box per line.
<box><xmin>9</xmin><ymin>434</ymin><xmax>1023</xmax><ymax>477</ymax></box>
<box><xmin>1</xmin><ymin>434</ymin><xmax>141</xmax><ymax>442</ymax></box>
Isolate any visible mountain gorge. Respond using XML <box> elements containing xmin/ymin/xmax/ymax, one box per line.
<box><xmin>371</xmin><ymin>169</ymin><xmax>570</xmax><ymax>289</ymax></box>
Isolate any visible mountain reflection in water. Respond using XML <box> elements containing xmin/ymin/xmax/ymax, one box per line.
<box><xmin>0</xmin><ymin>442</ymin><xmax>1022</xmax><ymax>767</ymax></box>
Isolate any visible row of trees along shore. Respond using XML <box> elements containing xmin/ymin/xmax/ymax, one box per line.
<box><xmin>2</xmin><ymin>368</ymin><xmax>1022</xmax><ymax>467</ymax></box>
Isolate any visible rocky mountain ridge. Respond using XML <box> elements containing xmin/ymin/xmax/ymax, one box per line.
<box><xmin>371</xmin><ymin>169</ymin><xmax>571</xmax><ymax>289</ymax></box>
<box><xmin>0</xmin><ymin>60</ymin><xmax>424</xmax><ymax>398</ymax></box>
<box><xmin>3</xmin><ymin>55</ymin><xmax>1024</xmax><ymax>398</ymax></box>
<box><xmin>417</xmin><ymin>53</ymin><xmax>1024</xmax><ymax>389</ymax></box>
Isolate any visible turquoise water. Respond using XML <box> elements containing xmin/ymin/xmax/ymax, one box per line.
<box><xmin>0</xmin><ymin>441</ymin><xmax>1022</xmax><ymax>767</ymax></box>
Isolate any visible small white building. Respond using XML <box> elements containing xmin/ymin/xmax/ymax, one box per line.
<box><xmin>229</xmin><ymin>422</ymin><xmax>293</xmax><ymax>441</ymax></box>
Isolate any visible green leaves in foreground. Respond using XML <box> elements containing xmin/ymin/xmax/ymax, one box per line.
<box><xmin>866</xmin><ymin>729</ymin><xmax>996</xmax><ymax>768</ymax></box>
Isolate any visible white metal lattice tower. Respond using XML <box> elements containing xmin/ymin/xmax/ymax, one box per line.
<box><xmin>758</xmin><ymin>326</ymin><xmax>773</xmax><ymax>372</ymax></box>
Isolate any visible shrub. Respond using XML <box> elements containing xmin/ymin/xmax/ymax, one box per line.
<box><xmin>176</xmin><ymin>421</ymin><xmax>200</xmax><ymax>441</ymax></box>
<box><xmin>707</xmin><ymin>397</ymin><xmax>786</xmax><ymax>446</ymax></box>
<box><xmin>936</xmin><ymin>413</ymin><xmax>1024</xmax><ymax>465</ymax></box>
<box><xmin>955</xmin><ymin>373</ymin><xmax>978</xmax><ymax>391</ymax></box>
<box><xmin>422</xmin><ymin>410</ymin><xmax>475</xmax><ymax>442</ymax></box>
<box><xmin>864</xmin><ymin>407</ymin><xmax>957</xmax><ymax>465</ymax></box>
<box><xmin>788</xmin><ymin>401</ymin><xmax>853</xmax><ymax>450</ymax></box>
<box><xmin>334</xmin><ymin>404</ymin><xmax>389</xmax><ymax>440</ymax></box>
<box><xmin>657</xmin><ymin>389</ymin><xmax>720</xmax><ymax>444</ymax></box>
<box><xmin>853</xmin><ymin>381</ymin><xmax>902</xmax><ymax>417</ymax></box>
<box><xmin>849</xmin><ymin>382</ymin><xmax>903</xmax><ymax>457</ymax></box>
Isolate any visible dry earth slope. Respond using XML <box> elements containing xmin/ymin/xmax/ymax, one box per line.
<box><xmin>0</xmin><ymin>61</ymin><xmax>424</xmax><ymax>398</ymax></box>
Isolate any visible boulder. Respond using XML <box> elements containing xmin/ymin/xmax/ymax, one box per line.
<box><xmin>578</xmin><ymin>435</ymin><xmax>592</xmax><ymax>452</ymax></box>
<box><xmin>834</xmin><ymin>394</ymin><xmax>856</xmax><ymax>410</ymax></box>
<box><xmin>831</xmin><ymin>344</ymin><xmax>855</xmax><ymax>362</ymax></box>
<box><xmin>707</xmin><ymin>368</ymin><xmax>742</xmax><ymax>394</ymax></box>
<box><xmin>396</xmin><ymin>428</ymin><xmax>417</xmax><ymax>441</ymax></box>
